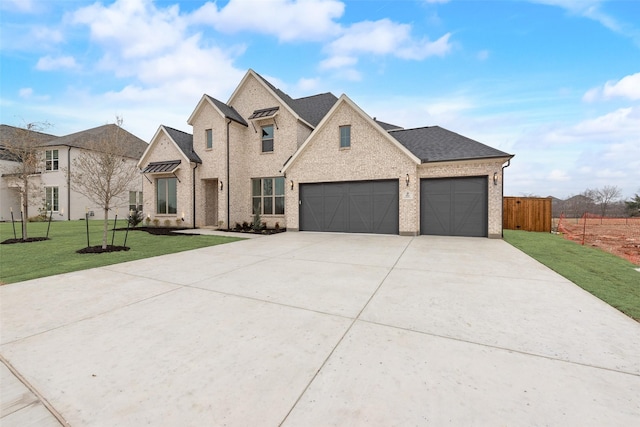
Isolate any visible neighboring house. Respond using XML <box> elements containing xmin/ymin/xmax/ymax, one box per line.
<box><xmin>138</xmin><ymin>69</ymin><xmax>514</xmax><ymax>238</ymax></box>
<box><xmin>0</xmin><ymin>124</ymin><xmax>147</xmax><ymax>221</ymax></box>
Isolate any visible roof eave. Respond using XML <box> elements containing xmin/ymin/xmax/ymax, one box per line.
<box><xmin>421</xmin><ymin>154</ymin><xmax>515</xmax><ymax>164</ymax></box>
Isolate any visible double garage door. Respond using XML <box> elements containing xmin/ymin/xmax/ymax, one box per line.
<box><xmin>299</xmin><ymin>180</ymin><xmax>399</xmax><ymax>234</ymax></box>
<box><xmin>299</xmin><ymin>177</ymin><xmax>487</xmax><ymax>237</ymax></box>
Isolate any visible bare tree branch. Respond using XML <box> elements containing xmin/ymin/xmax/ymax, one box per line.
<box><xmin>2</xmin><ymin>121</ymin><xmax>52</xmax><ymax>239</ymax></box>
<box><xmin>67</xmin><ymin>118</ymin><xmax>139</xmax><ymax>249</ymax></box>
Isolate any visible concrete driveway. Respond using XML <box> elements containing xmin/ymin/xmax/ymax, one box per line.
<box><xmin>1</xmin><ymin>232</ymin><xmax>639</xmax><ymax>426</ymax></box>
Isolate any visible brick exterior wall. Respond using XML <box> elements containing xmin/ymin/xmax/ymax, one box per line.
<box><xmin>418</xmin><ymin>160</ymin><xmax>507</xmax><ymax>238</ymax></box>
<box><xmin>285</xmin><ymin>99</ymin><xmax>419</xmax><ymax>234</ymax></box>
<box><xmin>140</xmin><ymin>132</ymin><xmax>194</xmax><ymax>226</ymax></box>
<box><xmin>141</xmin><ymin>71</ymin><xmax>510</xmax><ymax>237</ymax></box>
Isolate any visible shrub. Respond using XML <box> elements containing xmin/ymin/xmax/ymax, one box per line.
<box><xmin>128</xmin><ymin>210</ymin><xmax>144</xmax><ymax>228</ymax></box>
<box><xmin>252</xmin><ymin>212</ymin><xmax>262</xmax><ymax>231</ymax></box>
<box><xmin>163</xmin><ymin>219</ymin><xmax>172</xmax><ymax>227</ymax></box>
<box><xmin>152</xmin><ymin>218</ymin><xmax>160</xmax><ymax>227</ymax></box>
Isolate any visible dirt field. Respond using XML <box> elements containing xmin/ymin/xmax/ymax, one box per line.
<box><xmin>556</xmin><ymin>217</ymin><xmax>640</xmax><ymax>265</ymax></box>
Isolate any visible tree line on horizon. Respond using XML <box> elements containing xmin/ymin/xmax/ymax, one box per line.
<box><xmin>538</xmin><ymin>186</ymin><xmax>640</xmax><ymax>218</ymax></box>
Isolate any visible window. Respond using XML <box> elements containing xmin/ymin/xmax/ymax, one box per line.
<box><xmin>45</xmin><ymin>149</ymin><xmax>59</xmax><ymax>171</ymax></box>
<box><xmin>261</xmin><ymin>125</ymin><xmax>274</xmax><ymax>153</ymax></box>
<box><xmin>205</xmin><ymin>129</ymin><xmax>213</xmax><ymax>149</ymax></box>
<box><xmin>129</xmin><ymin>191</ymin><xmax>143</xmax><ymax>212</ymax></box>
<box><xmin>45</xmin><ymin>186</ymin><xmax>59</xmax><ymax>211</ymax></box>
<box><xmin>156</xmin><ymin>178</ymin><xmax>177</xmax><ymax>214</ymax></box>
<box><xmin>252</xmin><ymin>177</ymin><xmax>285</xmax><ymax>215</ymax></box>
<box><xmin>340</xmin><ymin>125</ymin><xmax>351</xmax><ymax>148</ymax></box>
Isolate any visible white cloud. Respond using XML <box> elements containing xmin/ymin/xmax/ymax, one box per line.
<box><xmin>477</xmin><ymin>50</ymin><xmax>490</xmax><ymax>61</ymax></box>
<box><xmin>190</xmin><ymin>0</ymin><xmax>344</xmax><ymax>42</ymax></box>
<box><xmin>72</xmin><ymin>0</ymin><xmax>186</xmax><ymax>59</ymax></box>
<box><xmin>530</xmin><ymin>0</ymin><xmax>640</xmax><ymax>45</ymax></box>
<box><xmin>548</xmin><ymin>169</ymin><xmax>571</xmax><ymax>181</ymax></box>
<box><xmin>323</xmin><ymin>19</ymin><xmax>452</xmax><ymax>68</ymax></box>
<box><xmin>18</xmin><ymin>87</ymin><xmax>50</xmax><ymax>101</ymax></box>
<box><xmin>584</xmin><ymin>72</ymin><xmax>640</xmax><ymax>102</ymax></box>
<box><xmin>36</xmin><ymin>55</ymin><xmax>77</xmax><ymax>70</ymax></box>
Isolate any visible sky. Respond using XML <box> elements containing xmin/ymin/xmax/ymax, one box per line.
<box><xmin>1</xmin><ymin>0</ymin><xmax>639</xmax><ymax>199</ymax></box>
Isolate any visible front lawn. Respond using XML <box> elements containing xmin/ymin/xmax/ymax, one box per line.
<box><xmin>504</xmin><ymin>230</ymin><xmax>640</xmax><ymax>321</ymax></box>
<box><xmin>0</xmin><ymin>220</ymin><xmax>242</xmax><ymax>284</ymax></box>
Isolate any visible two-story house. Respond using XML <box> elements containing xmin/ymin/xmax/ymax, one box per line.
<box><xmin>0</xmin><ymin>124</ymin><xmax>148</xmax><ymax>221</ymax></box>
<box><xmin>138</xmin><ymin>69</ymin><xmax>514</xmax><ymax>237</ymax></box>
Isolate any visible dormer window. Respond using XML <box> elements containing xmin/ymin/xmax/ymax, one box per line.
<box><xmin>205</xmin><ymin>129</ymin><xmax>213</xmax><ymax>149</ymax></box>
<box><xmin>261</xmin><ymin>125</ymin><xmax>274</xmax><ymax>153</ymax></box>
<box><xmin>340</xmin><ymin>125</ymin><xmax>351</xmax><ymax>149</ymax></box>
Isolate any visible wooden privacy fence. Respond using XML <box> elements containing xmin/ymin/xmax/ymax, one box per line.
<box><xmin>503</xmin><ymin>197</ymin><xmax>552</xmax><ymax>232</ymax></box>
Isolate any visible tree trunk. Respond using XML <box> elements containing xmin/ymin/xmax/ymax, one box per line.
<box><xmin>102</xmin><ymin>206</ymin><xmax>109</xmax><ymax>249</ymax></box>
<box><xmin>21</xmin><ymin>192</ymin><xmax>28</xmax><ymax>240</ymax></box>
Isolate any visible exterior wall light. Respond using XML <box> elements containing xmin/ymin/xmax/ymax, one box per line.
<box><xmin>219</xmin><ymin>181</ymin><xmax>224</xmax><ymax>191</ymax></box>
<box><xmin>290</xmin><ymin>180</ymin><xmax>294</xmax><ymax>190</ymax></box>
<box><xmin>493</xmin><ymin>172</ymin><xmax>499</xmax><ymax>186</ymax></box>
<box><xmin>405</xmin><ymin>174</ymin><xmax>410</xmax><ymax>186</ymax></box>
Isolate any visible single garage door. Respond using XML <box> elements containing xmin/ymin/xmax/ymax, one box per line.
<box><xmin>300</xmin><ymin>180</ymin><xmax>399</xmax><ymax>234</ymax></box>
<box><xmin>420</xmin><ymin>177</ymin><xmax>488</xmax><ymax>237</ymax></box>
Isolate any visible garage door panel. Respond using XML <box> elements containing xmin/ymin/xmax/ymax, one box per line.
<box><xmin>300</xmin><ymin>180</ymin><xmax>399</xmax><ymax>234</ymax></box>
<box><xmin>421</xmin><ymin>177</ymin><xmax>487</xmax><ymax>237</ymax></box>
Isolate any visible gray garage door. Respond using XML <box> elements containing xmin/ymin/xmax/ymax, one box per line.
<box><xmin>420</xmin><ymin>177</ymin><xmax>488</xmax><ymax>237</ymax></box>
<box><xmin>300</xmin><ymin>180</ymin><xmax>399</xmax><ymax>234</ymax></box>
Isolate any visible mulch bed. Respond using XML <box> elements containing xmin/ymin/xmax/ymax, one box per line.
<box><xmin>1</xmin><ymin>237</ymin><xmax>50</xmax><ymax>244</ymax></box>
<box><xmin>76</xmin><ymin>245</ymin><xmax>130</xmax><ymax>254</ymax></box>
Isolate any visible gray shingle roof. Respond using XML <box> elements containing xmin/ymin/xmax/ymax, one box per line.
<box><xmin>205</xmin><ymin>95</ymin><xmax>248</xmax><ymax>126</ymax></box>
<box><xmin>389</xmin><ymin>126</ymin><xmax>513</xmax><ymax>163</ymax></box>
<box><xmin>374</xmin><ymin>119</ymin><xmax>403</xmax><ymax>131</ymax></box>
<box><xmin>43</xmin><ymin>124</ymin><xmax>147</xmax><ymax>159</ymax></box>
<box><xmin>0</xmin><ymin>124</ymin><xmax>59</xmax><ymax>154</ymax></box>
<box><xmin>1</xmin><ymin>123</ymin><xmax>147</xmax><ymax>160</ymax></box>
<box><xmin>162</xmin><ymin>126</ymin><xmax>202</xmax><ymax>163</ymax></box>
<box><xmin>254</xmin><ymin>72</ymin><xmax>338</xmax><ymax>127</ymax></box>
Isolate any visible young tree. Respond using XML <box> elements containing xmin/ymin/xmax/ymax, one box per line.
<box><xmin>592</xmin><ymin>185</ymin><xmax>622</xmax><ymax>217</ymax></box>
<box><xmin>67</xmin><ymin>118</ymin><xmax>140</xmax><ymax>249</ymax></box>
<box><xmin>1</xmin><ymin>122</ymin><xmax>52</xmax><ymax>240</ymax></box>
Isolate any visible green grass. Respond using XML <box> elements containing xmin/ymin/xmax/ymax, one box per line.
<box><xmin>504</xmin><ymin>230</ymin><xmax>640</xmax><ymax>321</ymax></box>
<box><xmin>0</xmin><ymin>220</ymin><xmax>242</xmax><ymax>284</ymax></box>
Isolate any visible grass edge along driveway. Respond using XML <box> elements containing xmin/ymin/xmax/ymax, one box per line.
<box><xmin>504</xmin><ymin>230</ymin><xmax>640</xmax><ymax>322</ymax></box>
<box><xmin>0</xmin><ymin>220</ymin><xmax>243</xmax><ymax>284</ymax></box>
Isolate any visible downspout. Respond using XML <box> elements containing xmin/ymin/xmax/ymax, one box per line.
<box><xmin>501</xmin><ymin>158</ymin><xmax>511</xmax><ymax>238</ymax></box>
<box><xmin>67</xmin><ymin>146</ymin><xmax>71</xmax><ymax>220</ymax></box>
<box><xmin>192</xmin><ymin>162</ymin><xmax>198</xmax><ymax>229</ymax></box>
<box><xmin>226</xmin><ymin>119</ymin><xmax>231</xmax><ymax>230</ymax></box>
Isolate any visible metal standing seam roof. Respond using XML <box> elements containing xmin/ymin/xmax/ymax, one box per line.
<box><xmin>141</xmin><ymin>160</ymin><xmax>181</xmax><ymax>174</ymax></box>
<box><xmin>253</xmin><ymin>72</ymin><xmax>338</xmax><ymax>127</ymax></box>
<box><xmin>389</xmin><ymin>126</ymin><xmax>513</xmax><ymax>163</ymax></box>
<box><xmin>248</xmin><ymin>107</ymin><xmax>279</xmax><ymax>120</ymax></box>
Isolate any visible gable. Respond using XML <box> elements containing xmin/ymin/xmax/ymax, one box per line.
<box><xmin>283</xmin><ymin>95</ymin><xmax>420</xmax><ymax>174</ymax></box>
<box><xmin>138</xmin><ymin>126</ymin><xmax>198</xmax><ymax>169</ymax></box>
<box><xmin>187</xmin><ymin>94</ymin><xmax>247</xmax><ymax>127</ymax></box>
